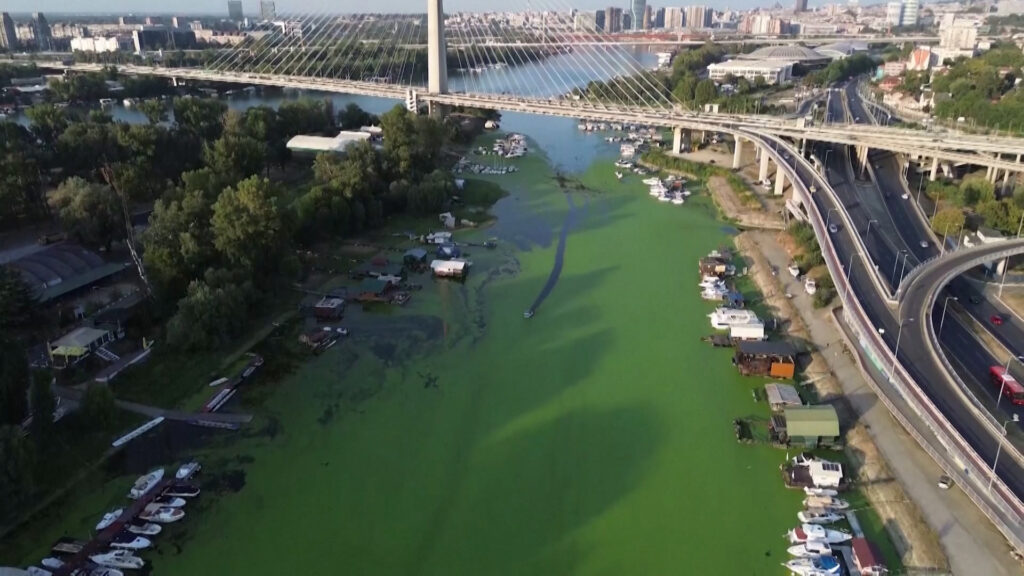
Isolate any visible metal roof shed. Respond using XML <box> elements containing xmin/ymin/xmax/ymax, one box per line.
<box><xmin>783</xmin><ymin>405</ymin><xmax>840</xmax><ymax>448</ymax></box>
<box><xmin>765</xmin><ymin>383</ymin><xmax>802</xmax><ymax>411</ymax></box>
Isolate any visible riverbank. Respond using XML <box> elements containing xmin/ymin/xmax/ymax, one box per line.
<box><xmin>735</xmin><ymin>230</ymin><xmax>948</xmax><ymax>572</ymax></box>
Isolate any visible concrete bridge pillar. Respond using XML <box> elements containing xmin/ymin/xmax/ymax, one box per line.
<box><xmin>857</xmin><ymin>145</ymin><xmax>869</xmax><ymax>177</ymax></box>
<box><xmin>774</xmin><ymin>169</ymin><xmax>786</xmax><ymax>196</ymax></box>
<box><xmin>732</xmin><ymin>137</ymin><xmax>744</xmax><ymax>169</ymax></box>
<box><xmin>759</xmin><ymin>148</ymin><xmax>771</xmax><ymax>182</ymax></box>
<box><xmin>672</xmin><ymin>127</ymin><xmax>682</xmax><ymax>154</ymax></box>
<box><xmin>986</xmin><ymin>165</ymin><xmax>995</xmax><ymax>182</ymax></box>
<box><xmin>800</xmin><ymin>138</ymin><xmax>807</xmax><ymax>157</ymax></box>
<box><xmin>427</xmin><ymin>0</ymin><xmax>448</xmax><ymax>94</ymax></box>
<box><xmin>929</xmin><ymin>157</ymin><xmax>939</xmax><ymax>181</ymax></box>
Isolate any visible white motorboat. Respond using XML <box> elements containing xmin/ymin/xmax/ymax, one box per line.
<box><xmin>95</xmin><ymin>508</ymin><xmax>123</xmax><ymax>531</ymax></box>
<box><xmin>110</xmin><ymin>533</ymin><xmax>152</xmax><ymax>550</ymax></box>
<box><xmin>129</xmin><ymin>469</ymin><xmax>164</xmax><ymax>499</ymax></box>
<box><xmin>90</xmin><ymin>550</ymin><xmax>145</xmax><ymax>570</ymax></box>
<box><xmin>788</xmin><ymin>523</ymin><xmax>852</xmax><ymax>544</ymax></box>
<box><xmin>798</xmin><ymin>508</ymin><xmax>844</xmax><ymax>524</ymax></box>
<box><xmin>85</xmin><ymin>569</ymin><xmax>125</xmax><ymax>576</ymax></box>
<box><xmin>671</xmin><ymin>192</ymin><xmax>685</xmax><ymax>205</ymax></box>
<box><xmin>614</xmin><ymin>171</ymin><xmax>623</xmax><ymax>180</ymax></box>
<box><xmin>699</xmin><ymin>276</ymin><xmax>726</xmax><ymax>290</ymax></box>
<box><xmin>153</xmin><ymin>496</ymin><xmax>187</xmax><ymax>508</ymax></box>
<box><xmin>41</xmin><ymin>557</ymin><xmax>63</xmax><ymax>569</ymax></box>
<box><xmin>27</xmin><ymin>568</ymin><xmax>52</xmax><ymax>576</ymax></box>
<box><xmin>788</xmin><ymin>263</ymin><xmax>800</xmax><ymax>277</ymax></box>
<box><xmin>642</xmin><ymin>177</ymin><xmax>661</xmax><ymax>186</ymax></box>
<box><xmin>787</xmin><ymin>539</ymin><xmax>833</xmax><ymax>558</ymax></box>
<box><xmin>139</xmin><ymin>505</ymin><xmax>184</xmax><ymax>523</ymax></box>
<box><xmin>175</xmin><ymin>461</ymin><xmax>200</xmax><ymax>480</ymax></box>
<box><xmin>682</xmin><ymin>188</ymin><xmax>693</xmax><ymax>197</ymax></box>
<box><xmin>657</xmin><ymin>193</ymin><xmax>671</xmax><ymax>202</ymax></box>
<box><xmin>803</xmin><ymin>496</ymin><xmax>849</xmax><ymax>510</ymax></box>
<box><xmin>783</xmin><ymin>556</ymin><xmax>840</xmax><ymax>576</ymax></box>
<box><xmin>708</xmin><ymin>307</ymin><xmax>760</xmax><ymax>329</ymax></box>
<box><xmin>648</xmin><ymin>187</ymin><xmax>661</xmax><ymax>197</ymax></box>
<box><xmin>701</xmin><ymin>286</ymin><xmax>729</xmax><ymax>301</ymax></box>
<box><xmin>804</xmin><ymin>487</ymin><xmax>839</xmax><ymax>497</ymax></box>
<box><xmin>125</xmin><ymin>521</ymin><xmax>161</xmax><ymax>536</ymax></box>
<box><xmin>804</xmin><ymin>278</ymin><xmax>817</xmax><ymax>295</ymax></box>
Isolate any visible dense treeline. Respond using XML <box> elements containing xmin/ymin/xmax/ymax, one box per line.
<box><xmin>925</xmin><ymin>174</ymin><xmax>1024</xmax><ymax>236</ymax></box>
<box><xmin>930</xmin><ymin>44</ymin><xmax>1024</xmax><ymax>131</ymax></box>
<box><xmin>803</xmin><ymin>53</ymin><xmax>876</xmax><ymax>87</ymax></box>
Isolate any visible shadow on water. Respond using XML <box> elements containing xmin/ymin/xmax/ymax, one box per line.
<box><xmin>413</xmin><ymin>404</ymin><xmax>663</xmax><ymax>575</ymax></box>
<box><xmin>526</xmin><ymin>192</ymin><xmax>588</xmax><ymax>316</ymax></box>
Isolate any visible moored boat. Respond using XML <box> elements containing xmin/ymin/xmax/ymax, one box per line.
<box><xmin>797</xmin><ymin>508</ymin><xmax>844</xmax><ymax>524</ymax></box>
<box><xmin>128</xmin><ymin>469</ymin><xmax>164</xmax><ymax>499</ymax></box>
<box><xmin>787</xmin><ymin>539</ymin><xmax>833</xmax><ymax>558</ymax></box>
<box><xmin>41</xmin><ymin>557</ymin><xmax>63</xmax><ymax>569</ymax></box>
<box><xmin>614</xmin><ymin>171</ymin><xmax>623</xmax><ymax>180</ymax></box>
<box><xmin>162</xmin><ymin>482</ymin><xmax>200</xmax><ymax>498</ymax></box>
<box><xmin>175</xmin><ymin>461</ymin><xmax>201</xmax><ymax>480</ymax></box>
<box><xmin>642</xmin><ymin>177</ymin><xmax>661</xmax><ymax>186</ymax></box>
<box><xmin>153</xmin><ymin>496</ymin><xmax>187</xmax><ymax>508</ymax></box>
<box><xmin>788</xmin><ymin>523</ymin><xmax>851</xmax><ymax>544</ymax></box>
<box><xmin>803</xmin><ymin>495</ymin><xmax>849</xmax><ymax>510</ymax></box>
<box><xmin>671</xmin><ymin>192</ymin><xmax>685</xmax><ymax>205</ymax></box>
<box><xmin>139</xmin><ymin>505</ymin><xmax>184</xmax><ymax>523</ymax></box>
<box><xmin>125</xmin><ymin>521</ymin><xmax>161</xmax><ymax>536</ymax></box>
<box><xmin>89</xmin><ymin>550</ymin><xmax>145</xmax><ymax>570</ymax></box>
<box><xmin>804</xmin><ymin>487</ymin><xmax>838</xmax><ymax>497</ymax></box>
<box><xmin>95</xmin><ymin>508</ymin><xmax>123</xmax><ymax>531</ymax></box>
<box><xmin>110</xmin><ymin>533</ymin><xmax>152</xmax><ymax>550</ymax></box>
<box><xmin>782</xmin><ymin>556</ymin><xmax>840</xmax><ymax>575</ymax></box>
<box><xmin>85</xmin><ymin>569</ymin><xmax>125</xmax><ymax>576</ymax></box>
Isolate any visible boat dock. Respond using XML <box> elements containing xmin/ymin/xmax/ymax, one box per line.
<box><xmin>51</xmin><ymin>478</ymin><xmax>175</xmax><ymax>576</ymax></box>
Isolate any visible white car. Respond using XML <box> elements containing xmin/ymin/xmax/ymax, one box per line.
<box><xmin>901</xmin><ymin>193</ymin><xmax>909</xmax><ymax>200</ymax></box>
<box><xmin>938</xmin><ymin>475</ymin><xmax>953</xmax><ymax>490</ymax></box>
<box><xmin>828</xmin><ymin>223</ymin><xmax>838</xmax><ymax>234</ymax></box>
<box><xmin>919</xmin><ymin>240</ymin><xmax>929</xmax><ymax>248</ymax></box>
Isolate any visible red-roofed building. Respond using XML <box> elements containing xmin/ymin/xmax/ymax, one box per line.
<box><xmin>878</xmin><ymin>76</ymin><xmax>902</xmax><ymax>93</ymax></box>
<box><xmin>851</xmin><ymin>537</ymin><xmax>887</xmax><ymax>575</ymax></box>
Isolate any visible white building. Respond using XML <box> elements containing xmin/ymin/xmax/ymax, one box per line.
<box><xmin>664</xmin><ymin>7</ymin><xmax>684</xmax><ymax>29</ymax></box>
<box><xmin>684</xmin><ymin>5</ymin><xmax>712</xmax><ymax>28</ymax></box>
<box><xmin>286</xmin><ymin>131</ymin><xmax>372</xmax><ymax>155</ymax></box>
<box><xmin>70</xmin><ymin>36</ymin><xmax>125</xmax><ymax>53</ymax></box>
<box><xmin>885</xmin><ymin>1</ymin><xmax>903</xmax><ymax>26</ymax></box>
<box><xmin>574</xmin><ymin>11</ymin><xmax>596</xmax><ymax>31</ymax></box>
<box><xmin>939</xmin><ymin>14</ymin><xmax>978</xmax><ymax>51</ymax></box>
<box><xmin>707</xmin><ymin>59</ymin><xmax>794</xmax><ymax>85</ymax></box>
<box><xmin>902</xmin><ymin>0</ymin><xmax>919</xmax><ymax>26</ymax></box>
<box><xmin>808</xmin><ymin>460</ymin><xmax>844</xmax><ymax>488</ymax></box>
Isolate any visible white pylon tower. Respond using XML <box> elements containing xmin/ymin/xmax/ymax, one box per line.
<box><xmin>427</xmin><ymin>0</ymin><xmax>448</xmax><ymax>94</ymax></box>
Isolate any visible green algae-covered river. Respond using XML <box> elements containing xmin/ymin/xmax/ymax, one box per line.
<box><xmin>11</xmin><ymin>112</ymin><xmax>805</xmax><ymax>575</ymax></box>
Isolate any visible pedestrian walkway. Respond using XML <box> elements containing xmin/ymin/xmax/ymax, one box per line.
<box><xmin>752</xmin><ymin>230</ymin><xmax>1019</xmax><ymax>575</ymax></box>
<box><xmin>55</xmin><ymin>386</ymin><xmax>253</xmax><ymax>425</ymax></box>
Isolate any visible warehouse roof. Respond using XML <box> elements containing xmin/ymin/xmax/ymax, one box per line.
<box><xmin>765</xmin><ymin>383</ymin><xmax>802</xmax><ymax>409</ymax></box>
<box><xmin>740</xmin><ymin>45</ymin><xmax>830</xmax><ymax>64</ymax></box>
<box><xmin>784</xmin><ymin>405</ymin><xmax>839</xmax><ymax>437</ymax></box>
<box><xmin>286</xmin><ymin>130</ymin><xmax>371</xmax><ymax>154</ymax></box>
<box><xmin>736</xmin><ymin>340</ymin><xmax>797</xmax><ymax>357</ymax></box>
<box><xmin>6</xmin><ymin>243</ymin><xmax>127</xmax><ymax>301</ymax></box>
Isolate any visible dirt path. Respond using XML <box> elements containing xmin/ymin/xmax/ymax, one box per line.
<box><xmin>706</xmin><ymin>176</ymin><xmax>786</xmax><ymax>231</ymax></box>
<box><xmin>735</xmin><ymin>231</ymin><xmax>950</xmax><ymax>572</ymax></box>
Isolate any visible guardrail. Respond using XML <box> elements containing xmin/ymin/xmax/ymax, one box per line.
<box><xmin>742</xmin><ymin>132</ymin><xmax>1024</xmax><ymax>553</ymax></box>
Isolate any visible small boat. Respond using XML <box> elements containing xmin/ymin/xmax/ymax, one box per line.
<box><xmin>98</xmin><ymin>98</ymin><xmax>115</xmax><ymax>106</ymax></box>
<box><xmin>798</xmin><ymin>508</ymin><xmax>844</xmax><ymax>524</ymax></box>
<box><xmin>523</xmin><ymin>309</ymin><xmax>534</xmax><ymax>319</ymax></box>
<box><xmin>96</xmin><ymin>509</ymin><xmax>123</xmax><ymax>531</ymax></box>
<box><xmin>129</xmin><ymin>469</ymin><xmax>164</xmax><ymax>499</ymax></box>
<box><xmin>208</xmin><ymin>377</ymin><xmax>229</xmax><ymax>387</ymax></box>
<box><xmin>657</xmin><ymin>193</ymin><xmax>671</xmax><ymax>202</ymax></box>
<box><xmin>699</xmin><ymin>275</ymin><xmax>725</xmax><ymax>289</ymax></box>
<box><xmin>803</xmin><ymin>496</ymin><xmax>849</xmax><ymax>510</ymax></box>
<box><xmin>788</xmin><ymin>523</ymin><xmax>852</xmax><ymax>544</ymax></box>
<box><xmin>783</xmin><ymin>556</ymin><xmax>840</xmax><ymax>575</ymax></box>
<box><xmin>671</xmin><ymin>192</ymin><xmax>685</xmax><ymax>205</ymax></box>
<box><xmin>110</xmin><ymin>533</ymin><xmax>152</xmax><ymax>550</ymax></box>
<box><xmin>787</xmin><ymin>539</ymin><xmax>833</xmax><ymax>558</ymax></box>
<box><xmin>648</xmin><ymin>187</ymin><xmax>661</xmax><ymax>197</ymax></box>
<box><xmin>615</xmin><ymin>171</ymin><xmax>623</xmax><ymax>180</ymax></box>
<box><xmin>125</xmin><ymin>521</ymin><xmax>161</xmax><ymax>536</ymax></box>
<box><xmin>90</xmin><ymin>550</ymin><xmax>145</xmax><ymax>570</ymax></box>
<box><xmin>86</xmin><ymin>569</ymin><xmax>125</xmax><ymax>576</ymax></box>
<box><xmin>122</xmin><ymin>98</ymin><xmax>135</xmax><ymax>107</ymax></box>
<box><xmin>682</xmin><ymin>189</ymin><xmax>693</xmax><ymax>197</ymax></box>
<box><xmin>139</xmin><ymin>505</ymin><xmax>185</xmax><ymax>523</ymax></box>
<box><xmin>175</xmin><ymin>461</ymin><xmax>201</xmax><ymax>480</ymax></box>
<box><xmin>804</xmin><ymin>487</ymin><xmax>839</xmax><ymax>497</ymax></box>
<box><xmin>41</xmin><ymin>557</ymin><xmax>63</xmax><ymax>569</ymax></box>
<box><xmin>162</xmin><ymin>482</ymin><xmax>200</xmax><ymax>498</ymax></box>
<box><xmin>27</xmin><ymin>568</ymin><xmax>52</xmax><ymax>576</ymax></box>
<box><xmin>153</xmin><ymin>495</ymin><xmax>187</xmax><ymax>508</ymax></box>
<box><xmin>642</xmin><ymin>177</ymin><xmax>661</xmax><ymax>186</ymax></box>
<box><xmin>788</xmin><ymin>263</ymin><xmax>801</xmax><ymax>278</ymax></box>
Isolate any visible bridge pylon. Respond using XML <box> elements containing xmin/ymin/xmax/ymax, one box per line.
<box><xmin>427</xmin><ymin>0</ymin><xmax>448</xmax><ymax>94</ymax></box>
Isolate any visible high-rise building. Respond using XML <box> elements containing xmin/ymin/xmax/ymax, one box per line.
<box><xmin>654</xmin><ymin>7</ymin><xmax>666</xmax><ymax>28</ymax></box>
<box><xmin>0</xmin><ymin>13</ymin><xmax>17</xmax><ymax>50</ymax></box>
<box><xmin>595</xmin><ymin>9</ymin><xmax>606</xmax><ymax>31</ymax></box>
<box><xmin>939</xmin><ymin>14</ymin><xmax>978</xmax><ymax>50</ymax></box>
<box><xmin>885</xmin><ymin>1</ymin><xmax>903</xmax><ymax>26</ymax></box>
<box><xmin>664</xmin><ymin>7</ymin><xmax>684</xmax><ymax>29</ymax></box>
<box><xmin>794</xmin><ymin>0</ymin><xmax>808</xmax><ymax>12</ymax></box>
<box><xmin>901</xmin><ymin>0</ymin><xmax>919</xmax><ymax>26</ymax></box>
<box><xmin>623</xmin><ymin>12</ymin><xmax>632</xmax><ymax>29</ymax></box>
<box><xmin>228</xmin><ymin>1</ymin><xmax>244</xmax><ymax>21</ymax></box>
<box><xmin>684</xmin><ymin>6</ymin><xmax>712</xmax><ymax>28</ymax></box>
<box><xmin>260</xmin><ymin>1</ymin><xmax>277</xmax><ymax>21</ymax></box>
<box><xmin>630</xmin><ymin>0</ymin><xmax>647</xmax><ymax>30</ymax></box>
<box><xmin>643</xmin><ymin>5</ymin><xmax>653</xmax><ymax>29</ymax></box>
<box><xmin>32</xmin><ymin>13</ymin><xmax>51</xmax><ymax>51</ymax></box>
<box><xmin>575</xmin><ymin>11</ymin><xmax>597</xmax><ymax>31</ymax></box>
<box><xmin>604</xmin><ymin>7</ymin><xmax>622</xmax><ymax>32</ymax></box>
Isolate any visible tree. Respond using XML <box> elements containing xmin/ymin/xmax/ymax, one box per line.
<box><xmin>0</xmin><ymin>266</ymin><xmax>37</xmax><ymax>332</ymax></box>
<box><xmin>211</xmin><ymin>176</ymin><xmax>286</xmax><ymax>273</ymax></box>
<box><xmin>0</xmin><ymin>341</ymin><xmax>30</xmax><ymax>426</ymax></box>
<box><xmin>203</xmin><ymin>112</ymin><xmax>265</xmax><ymax>183</ymax></box>
<box><xmin>694</xmin><ymin>79</ymin><xmax>718</xmax><ymax>106</ymax></box>
<box><xmin>49</xmin><ymin>177</ymin><xmax>123</xmax><ymax>250</ymax></box>
<box><xmin>0</xmin><ymin>424</ymin><xmax>36</xmax><ymax>516</ymax></box>
<box><xmin>24</xmin><ymin>104</ymin><xmax>68</xmax><ymax>150</ymax></box>
<box><xmin>379</xmin><ymin>105</ymin><xmax>419</xmax><ymax>177</ymax></box>
<box><xmin>137</xmin><ymin>99</ymin><xmax>168</xmax><ymax>125</ymax></box>
<box><xmin>172</xmin><ymin>97</ymin><xmax>227</xmax><ymax>141</ymax></box>
<box><xmin>143</xmin><ymin>184</ymin><xmax>216</xmax><ymax>303</ymax></box>
<box><xmin>29</xmin><ymin>378</ymin><xmax>55</xmax><ymax>443</ymax></box>
<box><xmin>166</xmin><ymin>270</ymin><xmax>253</xmax><ymax>351</ymax></box>
<box><xmin>338</xmin><ymin>103</ymin><xmax>377</xmax><ymax>129</ymax></box>
<box><xmin>0</xmin><ymin>122</ymin><xmax>46</xmax><ymax>223</ymax></box>
<box><xmin>931</xmin><ymin>207</ymin><xmax>966</xmax><ymax>236</ymax></box>
<box><xmin>79</xmin><ymin>384</ymin><xmax>118</xmax><ymax>429</ymax></box>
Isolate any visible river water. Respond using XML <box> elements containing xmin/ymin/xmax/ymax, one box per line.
<box><xmin>14</xmin><ymin>46</ymin><xmax>659</xmax><ymax>173</ymax></box>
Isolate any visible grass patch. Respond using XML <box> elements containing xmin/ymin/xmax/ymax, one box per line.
<box><xmin>458</xmin><ymin>177</ymin><xmax>507</xmax><ymax>207</ymax></box>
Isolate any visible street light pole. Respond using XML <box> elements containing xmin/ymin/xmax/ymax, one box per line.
<box><xmin>891</xmin><ymin>249</ymin><xmax>906</xmax><ymax>286</ymax></box>
<box><xmin>865</xmin><ymin>219</ymin><xmax>878</xmax><ymax>237</ymax></box>
<box><xmin>896</xmin><ymin>252</ymin><xmax>910</xmax><ymax>288</ymax></box>
<box><xmin>988</xmin><ymin>414</ymin><xmax>1020</xmax><ymax>494</ymax></box>
<box><xmin>844</xmin><ymin>251</ymin><xmax>855</xmax><ymax>301</ymax></box>
<box><xmin>995</xmin><ymin>355</ymin><xmax>1024</xmax><ymax>411</ymax></box>
<box><xmin>888</xmin><ymin>317</ymin><xmax>914</xmax><ymax>383</ymax></box>
<box><xmin>939</xmin><ymin>296</ymin><xmax>958</xmax><ymax>334</ymax></box>
<box><xmin>1017</xmin><ymin>210</ymin><xmax>1023</xmax><ymax>239</ymax></box>
<box><xmin>941</xmin><ymin>222</ymin><xmax>951</xmax><ymax>256</ymax></box>
<box><xmin>916</xmin><ymin>175</ymin><xmax>925</xmax><ymax>205</ymax></box>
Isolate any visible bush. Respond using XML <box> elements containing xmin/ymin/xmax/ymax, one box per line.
<box><xmin>788</xmin><ymin>222</ymin><xmax>824</xmax><ymax>269</ymax></box>
<box><xmin>930</xmin><ymin>207</ymin><xmax>966</xmax><ymax>236</ymax></box>
<box><xmin>812</xmin><ymin>275</ymin><xmax>837</xmax><ymax>308</ymax></box>
<box><xmin>80</xmin><ymin>384</ymin><xmax>118</xmax><ymax>430</ymax></box>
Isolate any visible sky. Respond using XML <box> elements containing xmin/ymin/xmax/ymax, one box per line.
<box><xmin>5</xmin><ymin>0</ymin><xmax>771</xmax><ymax>16</ymax></box>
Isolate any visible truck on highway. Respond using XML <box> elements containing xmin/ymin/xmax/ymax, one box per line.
<box><xmin>989</xmin><ymin>365</ymin><xmax>1024</xmax><ymax>406</ymax></box>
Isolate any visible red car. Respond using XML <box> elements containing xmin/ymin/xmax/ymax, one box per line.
<box><xmin>991</xmin><ymin>315</ymin><xmax>1004</xmax><ymax>326</ymax></box>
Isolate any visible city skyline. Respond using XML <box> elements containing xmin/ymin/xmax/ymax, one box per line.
<box><xmin>0</xmin><ymin>0</ymin><xmax>825</xmax><ymax>16</ymax></box>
